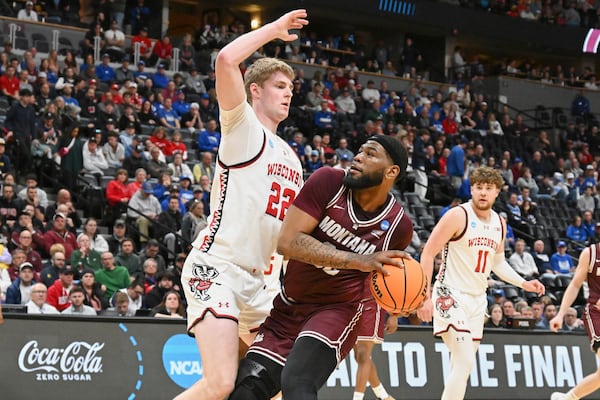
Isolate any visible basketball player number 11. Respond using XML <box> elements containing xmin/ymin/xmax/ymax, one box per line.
<box><xmin>266</xmin><ymin>182</ymin><xmax>296</xmax><ymax>221</ymax></box>
<box><xmin>474</xmin><ymin>250</ymin><xmax>489</xmax><ymax>273</ymax></box>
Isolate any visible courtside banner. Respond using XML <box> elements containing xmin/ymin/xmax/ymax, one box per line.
<box><xmin>1</xmin><ymin>315</ymin><xmax>187</xmax><ymax>399</ymax></box>
<box><xmin>321</xmin><ymin>327</ymin><xmax>600</xmax><ymax>400</ymax></box>
<box><xmin>1</xmin><ymin>316</ymin><xmax>598</xmax><ymax>400</ymax></box>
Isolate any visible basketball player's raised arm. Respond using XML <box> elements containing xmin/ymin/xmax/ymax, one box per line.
<box><xmin>277</xmin><ymin>205</ymin><xmax>407</xmax><ymax>274</ymax></box>
<box><xmin>417</xmin><ymin>206</ymin><xmax>465</xmax><ymax>322</ymax></box>
<box><xmin>550</xmin><ymin>247</ymin><xmax>590</xmax><ymax>332</ymax></box>
<box><xmin>215</xmin><ymin>10</ymin><xmax>308</xmax><ymax>111</ymax></box>
<box><xmin>491</xmin><ymin>218</ymin><xmax>545</xmax><ymax>295</ymax></box>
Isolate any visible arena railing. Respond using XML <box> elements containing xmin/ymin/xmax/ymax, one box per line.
<box><xmin>125</xmin><ymin>203</ymin><xmax>191</xmax><ymax>259</ymax></box>
<box><xmin>0</xmin><ymin>15</ymin><xmax>185</xmax><ymax>74</ymax></box>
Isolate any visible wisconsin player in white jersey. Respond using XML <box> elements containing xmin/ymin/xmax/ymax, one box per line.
<box><xmin>417</xmin><ymin>166</ymin><xmax>544</xmax><ymax>400</ymax></box>
<box><xmin>175</xmin><ymin>10</ymin><xmax>308</xmax><ymax>400</ymax></box>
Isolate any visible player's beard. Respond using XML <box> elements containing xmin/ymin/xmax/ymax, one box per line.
<box><xmin>471</xmin><ymin>196</ymin><xmax>493</xmax><ymax>212</ymax></box>
<box><xmin>343</xmin><ymin>169</ymin><xmax>385</xmax><ymax>190</ymax></box>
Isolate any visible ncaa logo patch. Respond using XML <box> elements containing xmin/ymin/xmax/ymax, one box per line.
<box><xmin>188</xmin><ymin>264</ymin><xmax>219</xmax><ymax>301</ymax></box>
<box><xmin>471</xmin><ymin>221</ymin><xmax>477</xmax><ymax>228</ymax></box>
<box><xmin>162</xmin><ymin>334</ymin><xmax>202</xmax><ymax>388</ymax></box>
<box><xmin>380</xmin><ymin>220</ymin><xmax>390</xmax><ymax>231</ymax></box>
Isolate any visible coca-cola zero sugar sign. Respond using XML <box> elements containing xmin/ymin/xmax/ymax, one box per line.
<box><xmin>18</xmin><ymin>340</ymin><xmax>104</xmax><ymax>382</ymax></box>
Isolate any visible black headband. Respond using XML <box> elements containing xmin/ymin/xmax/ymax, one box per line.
<box><xmin>367</xmin><ymin>135</ymin><xmax>408</xmax><ymax>169</ymax></box>
<box><xmin>366</xmin><ymin>135</ymin><xmax>408</xmax><ymax>182</ymax></box>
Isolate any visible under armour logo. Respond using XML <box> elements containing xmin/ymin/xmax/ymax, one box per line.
<box><xmin>218</xmin><ymin>302</ymin><xmax>230</xmax><ymax>308</ymax></box>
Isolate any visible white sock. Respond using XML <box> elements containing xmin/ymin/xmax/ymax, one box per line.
<box><xmin>566</xmin><ymin>390</ymin><xmax>580</xmax><ymax>400</ymax></box>
<box><xmin>372</xmin><ymin>384</ymin><xmax>389</xmax><ymax>399</ymax></box>
<box><xmin>353</xmin><ymin>392</ymin><xmax>365</xmax><ymax>400</ymax></box>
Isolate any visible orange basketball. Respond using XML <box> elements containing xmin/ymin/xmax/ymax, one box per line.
<box><xmin>369</xmin><ymin>257</ymin><xmax>428</xmax><ymax>314</ymax></box>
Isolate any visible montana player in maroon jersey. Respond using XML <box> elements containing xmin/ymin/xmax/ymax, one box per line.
<box><xmin>550</xmin><ymin>243</ymin><xmax>600</xmax><ymax>400</ymax></box>
<box><xmin>229</xmin><ymin>135</ymin><xmax>413</xmax><ymax>400</ymax></box>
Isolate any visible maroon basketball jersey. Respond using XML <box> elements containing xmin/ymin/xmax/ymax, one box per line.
<box><xmin>587</xmin><ymin>243</ymin><xmax>600</xmax><ymax>305</ymax></box>
<box><xmin>282</xmin><ymin>167</ymin><xmax>413</xmax><ymax>304</ymax></box>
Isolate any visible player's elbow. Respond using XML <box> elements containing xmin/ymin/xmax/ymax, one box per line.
<box><xmin>215</xmin><ymin>51</ymin><xmax>235</xmax><ymax>69</ymax></box>
<box><xmin>276</xmin><ymin>230</ymin><xmax>296</xmax><ymax>257</ymax></box>
<box><xmin>276</xmin><ymin>237</ymin><xmax>290</xmax><ymax>257</ymax></box>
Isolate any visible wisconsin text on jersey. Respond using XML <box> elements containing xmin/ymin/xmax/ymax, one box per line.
<box><xmin>319</xmin><ymin>215</ymin><xmax>377</xmax><ymax>255</ymax></box>
<box><xmin>467</xmin><ymin>236</ymin><xmax>499</xmax><ymax>250</ymax></box>
<box><xmin>267</xmin><ymin>162</ymin><xmax>303</xmax><ymax>186</ymax></box>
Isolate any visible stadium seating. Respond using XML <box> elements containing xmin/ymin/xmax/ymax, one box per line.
<box><xmin>0</xmin><ymin>6</ymin><xmax>595</xmax><ymax>326</ymax></box>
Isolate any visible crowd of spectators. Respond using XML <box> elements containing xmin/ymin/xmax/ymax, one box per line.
<box><xmin>481</xmin><ymin>292</ymin><xmax>585</xmax><ymax>332</ymax></box>
<box><xmin>0</xmin><ymin>3</ymin><xmax>597</xmax><ymax>331</ymax></box>
<box><xmin>441</xmin><ymin>0</ymin><xmax>600</xmax><ymax>29</ymax></box>
<box><xmin>13</xmin><ymin>0</ymin><xmax>151</xmax><ymax>34</ymax></box>
<box><xmin>13</xmin><ymin>0</ymin><xmax>600</xmax><ymax>32</ymax></box>
<box><xmin>492</xmin><ymin>58</ymin><xmax>600</xmax><ymax>93</ymax></box>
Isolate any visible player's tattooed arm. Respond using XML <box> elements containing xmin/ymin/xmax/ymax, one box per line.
<box><xmin>284</xmin><ymin>233</ymin><xmax>408</xmax><ymax>274</ymax></box>
<box><xmin>287</xmin><ymin>232</ymin><xmax>361</xmax><ymax>270</ymax></box>
<box><xmin>278</xmin><ymin>205</ymin><xmax>408</xmax><ymax>274</ymax></box>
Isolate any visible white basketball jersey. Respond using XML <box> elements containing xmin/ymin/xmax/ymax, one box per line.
<box><xmin>436</xmin><ymin>201</ymin><xmax>504</xmax><ymax>295</ymax></box>
<box><xmin>264</xmin><ymin>252</ymin><xmax>285</xmax><ymax>297</ymax></box>
<box><xmin>192</xmin><ymin>103</ymin><xmax>303</xmax><ymax>272</ymax></box>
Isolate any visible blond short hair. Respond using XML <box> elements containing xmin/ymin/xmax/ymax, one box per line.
<box><xmin>115</xmin><ymin>291</ymin><xmax>129</xmax><ymax>305</ymax></box>
<box><xmin>49</xmin><ymin>243</ymin><xmax>66</xmax><ymax>257</ymax></box>
<box><xmin>244</xmin><ymin>57</ymin><xmax>294</xmax><ymax>105</ymax></box>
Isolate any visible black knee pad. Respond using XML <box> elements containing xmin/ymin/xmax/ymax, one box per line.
<box><xmin>229</xmin><ymin>356</ymin><xmax>279</xmax><ymax>400</ymax></box>
<box><xmin>281</xmin><ymin>336</ymin><xmax>337</xmax><ymax>400</ymax></box>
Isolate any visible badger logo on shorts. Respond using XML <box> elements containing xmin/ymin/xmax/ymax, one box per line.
<box><xmin>188</xmin><ymin>264</ymin><xmax>219</xmax><ymax>301</ymax></box>
<box><xmin>435</xmin><ymin>285</ymin><xmax>457</xmax><ymax>319</ymax></box>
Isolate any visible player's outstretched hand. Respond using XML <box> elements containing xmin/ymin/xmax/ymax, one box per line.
<box><xmin>522</xmin><ymin>280</ymin><xmax>545</xmax><ymax>296</ymax></box>
<box><xmin>549</xmin><ymin>315</ymin><xmax>563</xmax><ymax>333</ymax></box>
<box><xmin>271</xmin><ymin>9</ymin><xmax>308</xmax><ymax>42</ymax></box>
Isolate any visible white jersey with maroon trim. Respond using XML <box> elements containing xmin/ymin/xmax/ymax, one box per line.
<box><xmin>264</xmin><ymin>252</ymin><xmax>285</xmax><ymax>297</ymax></box>
<box><xmin>192</xmin><ymin>102</ymin><xmax>303</xmax><ymax>272</ymax></box>
<box><xmin>436</xmin><ymin>201</ymin><xmax>504</xmax><ymax>295</ymax></box>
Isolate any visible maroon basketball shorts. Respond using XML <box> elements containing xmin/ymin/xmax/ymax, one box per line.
<box><xmin>583</xmin><ymin>302</ymin><xmax>600</xmax><ymax>352</ymax></box>
<box><xmin>247</xmin><ymin>294</ymin><xmax>365</xmax><ymax>365</ymax></box>
<box><xmin>356</xmin><ymin>297</ymin><xmax>385</xmax><ymax>343</ymax></box>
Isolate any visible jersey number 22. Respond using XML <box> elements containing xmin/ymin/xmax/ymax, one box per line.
<box><xmin>266</xmin><ymin>182</ymin><xmax>296</xmax><ymax>221</ymax></box>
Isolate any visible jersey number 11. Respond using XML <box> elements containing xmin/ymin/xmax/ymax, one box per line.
<box><xmin>474</xmin><ymin>250</ymin><xmax>490</xmax><ymax>273</ymax></box>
